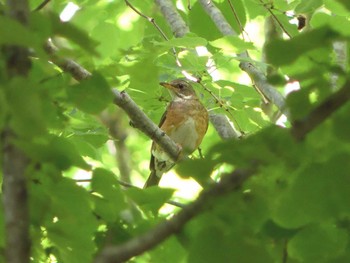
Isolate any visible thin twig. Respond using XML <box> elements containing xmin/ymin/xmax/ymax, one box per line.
<box><xmin>125</xmin><ymin>0</ymin><xmax>182</xmax><ymax>66</ymax></box>
<box><xmin>259</xmin><ymin>0</ymin><xmax>292</xmax><ymax>38</ymax></box>
<box><xmin>197</xmin><ymin>81</ymin><xmax>243</xmax><ymax>132</ymax></box>
<box><xmin>125</xmin><ymin>0</ymin><xmax>169</xmax><ymax>41</ymax></box>
<box><xmin>33</xmin><ymin>0</ymin><xmax>51</xmax><ymax>12</ymax></box>
<box><xmin>187</xmin><ymin>0</ymin><xmax>191</xmax><ymax>10</ymax></box>
<box><xmin>227</xmin><ymin>0</ymin><xmax>250</xmax><ymax>41</ymax></box>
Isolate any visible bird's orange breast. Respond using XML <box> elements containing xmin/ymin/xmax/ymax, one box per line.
<box><xmin>158</xmin><ymin>99</ymin><xmax>208</xmax><ymax>155</ymax></box>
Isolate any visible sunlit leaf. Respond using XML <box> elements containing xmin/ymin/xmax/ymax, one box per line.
<box><xmin>209</xmin><ymin>36</ymin><xmax>255</xmax><ymax>53</ymax></box>
<box><xmin>154</xmin><ymin>36</ymin><xmax>207</xmax><ymax>48</ymax></box>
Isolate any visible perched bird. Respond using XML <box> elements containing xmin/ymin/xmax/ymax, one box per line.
<box><xmin>144</xmin><ymin>79</ymin><xmax>209</xmax><ymax>188</ymax></box>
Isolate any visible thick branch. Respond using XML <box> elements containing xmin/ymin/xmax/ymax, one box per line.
<box><xmin>2</xmin><ymin>131</ymin><xmax>30</xmax><ymax>263</ymax></box>
<box><xmin>2</xmin><ymin>0</ymin><xmax>31</xmax><ymax>262</ymax></box>
<box><xmin>154</xmin><ymin>0</ymin><xmax>189</xmax><ymax>37</ymax></box>
<box><xmin>291</xmin><ymin>81</ymin><xmax>350</xmax><ymax>140</ymax></box>
<box><xmin>198</xmin><ymin>0</ymin><xmax>288</xmax><ymax>115</ymax></box>
<box><xmin>113</xmin><ymin>90</ymin><xmax>180</xmax><ymax>161</ymax></box>
<box><xmin>239</xmin><ymin>62</ymin><xmax>286</xmax><ymax>113</ymax></box>
<box><xmin>209</xmin><ymin>114</ymin><xmax>241</xmax><ymax>139</ymax></box>
<box><xmin>94</xmin><ymin>168</ymin><xmax>254</xmax><ymax>263</ymax></box>
<box><xmin>44</xmin><ymin>41</ymin><xmax>91</xmax><ymax>81</ymax></box>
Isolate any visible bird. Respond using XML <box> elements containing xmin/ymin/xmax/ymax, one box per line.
<box><xmin>144</xmin><ymin>79</ymin><xmax>209</xmax><ymax>188</ymax></box>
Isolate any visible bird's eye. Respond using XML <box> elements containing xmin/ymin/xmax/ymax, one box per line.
<box><xmin>177</xmin><ymin>83</ymin><xmax>185</xmax><ymax>89</ymax></box>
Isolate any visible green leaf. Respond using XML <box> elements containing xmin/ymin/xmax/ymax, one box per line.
<box><xmin>90</xmin><ymin>22</ymin><xmax>120</xmax><ymax>59</ymax></box>
<box><xmin>266</xmin><ymin>27</ymin><xmax>338</xmax><ymax>66</ymax></box>
<box><xmin>311</xmin><ymin>12</ymin><xmax>350</xmax><ymax>36</ymax></box>
<box><xmin>67</xmin><ymin>73</ymin><xmax>113</xmax><ymax>114</ymax></box>
<box><xmin>50</xmin><ymin>13</ymin><xmax>99</xmax><ymax>56</ymax></box>
<box><xmin>189</xmin><ymin>2</ymin><xmax>222</xmax><ymax>41</ymax></box>
<box><xmin>46</xmin><ymin>178</ymin><xmax>98</xmax><ymax>263</ymax></box>
<box><xmin>176</xmin><ymin>159</ymin><xmax>214</xmax><ymax>187</ymax></box>
<box><xmin>332</xmin><ymin>104</ymin><xmax>350</xmax><ymax>142</ymax></box>
<box><xmin>295</xmin><ymin>0</ymin><xmax>323</xmax><ymax>13</ymax></box>
<box><xmin>18</xmin><ymin>135</ymin><xmax>90</xmax><ymax>170</ymax></box>
<box><xmin>325</xmin><ymin>0</ymin><xmax>350</xmax><ymax>16</ymax></box>
<box><xmin>0</xmin><ymin>89</ymin><xmax>6</xmax><ymax>131</ymax></box>
<box><xmin>91</xmin><ymin>168</ymin><xmax>126</xmax><ymax>222</ymax></box>
<box><xmin>286</xmin><ymin>89</ymin><xmax>313</xmax><ymax>121</ymax></box>
<box><xmin>154</xmin><ymin>35</ymin><xmax>207</xmax><ymax>48</ymax></box>
<box><xmin>188</xmin><ymin>226</ymin><xmax>233</xmax><ymax>263</ymax></box>
<box><xmin>178</xmin><ymin>50</ymin><xmax>208</xmax><ymax>72</ymax></box>
<box><xmin>334</xmin><ymin>0</ymin><xmax>350</xmax><ymax>11</ymax></box>
<box><xmin>242</xmin><ymin>0</ymin><xmax>266</xmax><ymax>19</ymax></box>
<box><xmin>209</xmin><ymin>36</ymin><xmax>255</xmax><ymax>53</ymax></box>
<box><xmin>288</xmin><ymin>223</ymin><xmax>348</xmax><ymax>262</ymax></box>
<box><xmin>0</xmin><ymin>16</ymin><xmax>42</xmax><ymax>50</ymax></box>
<box><xmin>6</xmin><ymin>78</ymin><xmax>46</xmax><ymax>138</ymax></box>
<box><xmin>273</xmin><ymin>153</ymin><xmax>350</xmax><ymax>228</ymax></box>
<box><xmin>125</xmin><ymin>187</ymin><xmax>174</xmax><ymax>215</ymax></box>
<box><xmin>91</xmin><ymin>168</ymin><xmax>122</xmax><ymax>199</ymax></box>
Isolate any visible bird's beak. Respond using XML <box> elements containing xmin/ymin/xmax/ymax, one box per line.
<box><xmin>160</xmin><ymin>82</ymin><xmax>175</xmax><ymax>90</ymax></box>
<box><xmin>160</xmin><ymin>82</ymin><xmax>177</xmax><ymax>98</ymax></box>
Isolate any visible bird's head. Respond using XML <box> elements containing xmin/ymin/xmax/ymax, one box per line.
<box><xmin>160</xmin><ymin>79</ymin><xmax>197</xmax><ymax>100</ymax></box>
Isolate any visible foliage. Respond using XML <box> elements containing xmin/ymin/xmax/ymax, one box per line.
<box><xmin>1</xmin><ymin>0</ymin><xmax>350</xmax><ymax>262</ymax></box>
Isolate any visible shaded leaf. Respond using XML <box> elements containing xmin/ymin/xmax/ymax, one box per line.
<box><xmin>288</xmin><ymin>223</ymin><xmax>347</xmax><ymax>262</ymax></box>
<box><xmin>266</xmin><ymin>27</ymin><xmax>338</xmax><ymax>66</ymax></box>
<box><xmin>67</xmin><ymin>73</ymin><xmax>113</xmax><ymax>114</ymax></box>
<box><xmin>125</xmin><ymin>187</ymin><xmax>174</xmax><ymax>215</ymax></box>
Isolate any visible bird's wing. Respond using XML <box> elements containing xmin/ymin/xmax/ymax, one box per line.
<box><xmin>149</xmin><ymin>103</ymin><xmax>171</xmax><ymax>171</ymax></box>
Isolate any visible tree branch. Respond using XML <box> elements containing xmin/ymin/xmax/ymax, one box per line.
<box><xmin>44</xmin><ymin>41</ymin><xmax>91</xmax><ymax>81</ymax></box>
<box><xmin>209</xmin><ymin>114</ymin><xmax>241</xmax><ymax>139</ymax></box>
<box><xmin>45</xmin><ymin>41</ymin><xmax>180</xmax><ymax>161</ymax></box>
<box><xmin>94</xmin><ymin>168</ymin><xmax>255</xmax><ymax>263</ymax></box>
<box><xmin>198</xmin><ymin>0</ymin><xmax>288</xmax><ymax>115</ymax></box>
<box><xmin>113</xmin><ymin>90</ymin><xmax>180</xmax><ymax>161</ymax></box>
<box><xmin>154</xmin><ymin>0</ymin><xmax>189</xmax><ymax>37</ymax></box>
<box><xmin>33</xmin><ymin>0</ymin><xmax>51</xmax><ymax>12</ymax></box>
<box><xmin>2</xmin><ymin>0</ymin><xmax>31</xmax><ymax>262</ymax></box>
<box><xmin>291</xmin><ymin>81</ymin><xmax>350</xmax><ymax>140</ymax></box>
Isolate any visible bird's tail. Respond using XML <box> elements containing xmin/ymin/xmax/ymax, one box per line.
<box><xmin>143</xmin><ymin>170</ymin><xmax>161</xmax><ymax>188</ymax></box>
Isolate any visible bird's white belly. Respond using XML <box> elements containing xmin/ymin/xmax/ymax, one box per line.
<box><xmin>169</xmin><ymin>117</ymin><xmax>198</xmax><ymax>153</ymax></box>
<box><xmin>152</xmin><ymin>117</ymin><xmax>198</xmax><ymax>163</ymax></box>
